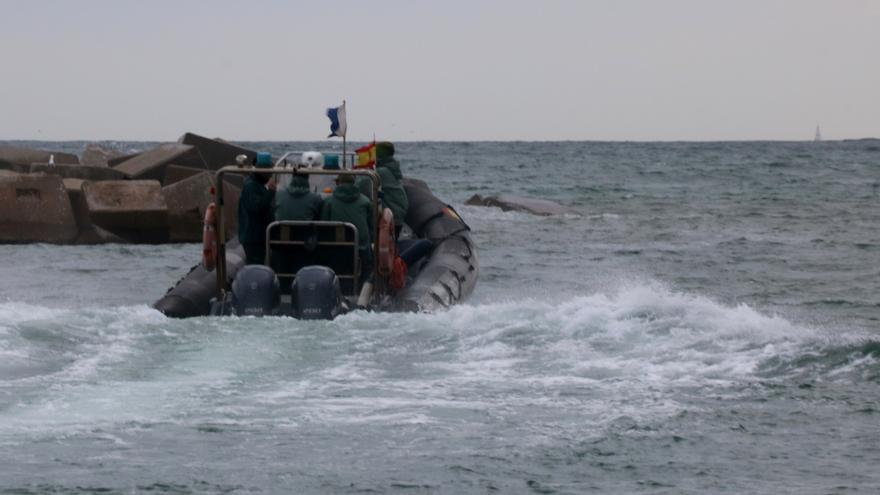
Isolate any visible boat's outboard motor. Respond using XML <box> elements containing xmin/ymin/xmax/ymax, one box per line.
<box><xmin>290</xmin><ymin>266</ymin><xmax>345</xmax><ymax>320</ymax></box>
<box><xmin>230</xmin><ymin>265</ymin><xmax>280</xmax><ymax>316</ymax></box>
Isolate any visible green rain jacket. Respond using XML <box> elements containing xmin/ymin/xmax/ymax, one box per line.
<box><xmin>238</xmin><ymin>174</ymin><xmax>276</xmax><ymax>244</ymax></box>
<box><xmin>321</xmin><ymin>183</ymin><xmax>374</xmax><ymax>253</ymax></box>
<box><xmin>275</xmin><ymin>176</ymin><xmax>323</xmax><ymax>222</ymax></box>
<box><xmin>373</xmin><ymin>157</ymin><xmax>409</xmax><ymax>226</ymax></box>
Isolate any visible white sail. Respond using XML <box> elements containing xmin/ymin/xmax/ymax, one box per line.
<box><xmin>814</xmin><ymin>125</ymin><xmax>822</xmax><ymax>142</ymax></box>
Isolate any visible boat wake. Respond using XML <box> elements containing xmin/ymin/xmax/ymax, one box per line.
<box><xmin>1</xmin><ymin>282</ymin><xmax>878</xmax><ymax>494</ymax></box>
<box><xmin>2</xmin><ymin>282</ymin><xmax>874</xmax><ymax>396</ymax></box>
<box><xmin>340</xmin><ymin>282</ymin><xmax>877</xmax><ymax>387</ymax></box>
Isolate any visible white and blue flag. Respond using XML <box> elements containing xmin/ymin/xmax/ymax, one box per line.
<box><xmin>326</xmin><ymin>101</ymin><xmax>347</xmax><ymax>138</ymax></box>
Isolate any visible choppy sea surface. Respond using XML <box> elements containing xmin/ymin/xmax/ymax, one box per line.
<box><xmin>1</xmin><ymin>140</ymin><xmax>879</xmax><ymax>494</ymax></box>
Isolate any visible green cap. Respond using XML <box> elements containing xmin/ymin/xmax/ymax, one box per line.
<box><xmin>376</xmin><ymin>141</ymin><xmax>394</xmax><ymax>159</ymax></box>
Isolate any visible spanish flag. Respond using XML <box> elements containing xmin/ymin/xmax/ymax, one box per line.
<box><xmin>355</xmin><ymin>142</ymin><xmax>376</xmax><ymax>169</ymax></box>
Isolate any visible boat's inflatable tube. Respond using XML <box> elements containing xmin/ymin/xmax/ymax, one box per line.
<box><xmin>395</xmin><ymin>178</ymin><xmax>478</xmax><ymax>312</ymax></box>
<box><xmin>153</xmin><ymin>240</ymin><xmax>246</xmax><ymax>318</ymax></box>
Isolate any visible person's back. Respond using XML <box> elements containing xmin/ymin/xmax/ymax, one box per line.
<box><xmin>275</xmin><ymin>175</ymin><xmax>323</xmax><ymax>222</ymax></box>
<box><xmin>355</xmin><ymin>141</ymin><xmax>408</xmax><ymax>233</ymax></box>
<box><xmin>321</xmin><ymin>174</ymin><xmax>374</xmax><ymax>278</ymax></box>
<box><xmin>374</xmin><ymin>141</ymin><xmax>408</xmax><ymax>231</ymax></box>
<box><xmin>271</xmin><ymin>174</ymin><xmax>323</xmax><ymax>278</ymax></box>
<box><xmin>238</xmin><ymin>152</ymin><xmax>276</xmax><ymax>264</ymax></box>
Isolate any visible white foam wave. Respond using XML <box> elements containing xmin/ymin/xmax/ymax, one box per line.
<box><xmin>336</xmin><ymin>282</ymin><xmax>845</xmax><ymax>391</ymax></box>
<box><xmin>231</xmin><ymin>284</ymin><xmax>856</xmax><ymax>430</ymax></box>
<box><xmin>0</xmin><ymin>288</ymin><xmax>867</xmax><ymax>438</ymax></box>
<box><xmin>0</xmin><ymin>302</ymin><xmax>167</xmax><ymax>382</ymax></box>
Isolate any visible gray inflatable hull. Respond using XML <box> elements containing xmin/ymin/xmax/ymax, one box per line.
<box><xmin>394</xmin><ymin>178</ymin><xmax>478</xmax><ymax>312</ymax></box>
<box><xmin>153</xmin><ymin>179</ymin><xmax>477</xmax><ymax>317</ymax></box>
<box><xmin>153</xmin><ymin>240</ymin><xmax>246</xmax><ymax>318</ymax></box>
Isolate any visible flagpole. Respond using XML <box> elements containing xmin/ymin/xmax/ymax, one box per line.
<box><xmin>342</xmin><ymin>100</ymin><xmax>347</xmax><ymax>169</ymax></box>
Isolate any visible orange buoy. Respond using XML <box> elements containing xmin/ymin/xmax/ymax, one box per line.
<box><xmin>201</xmin><ymin>202</ymin><xmax>218</xmax><ymax>271</ymax></box>
<box><xmin>377</xmin><ymin>208</ymin><xmax>397</xmax><ymax>276</ymax></box>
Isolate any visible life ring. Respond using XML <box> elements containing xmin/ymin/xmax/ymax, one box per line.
<box><xmin>201</xmin><ymin>202</ymin><xmax>218</xmax><ymax>271</ymax></box>
<box><xmin>377</xmin><ymin>208</ymin><xmax>397</xmax><ymax>276</ymax></box>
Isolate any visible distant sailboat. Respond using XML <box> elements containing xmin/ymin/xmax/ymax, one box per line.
<box><xmin>814</xmin><ymin>125</ymin><xmax>822</xmax><ymax>142</ymax></box>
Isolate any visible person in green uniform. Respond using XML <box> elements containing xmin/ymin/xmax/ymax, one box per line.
<box><xmin>238</xmin><ymin>152</ymin><xmax>276</xmax><ymax>264</ymax></box>
<box><xmin>356</xmin><ymin>141</ymin><xmax>408</xmax><ymax>237</ymax></box>
<box><xmin>275</xmin><ymin>174</ymin><xmax>323</xmax><ymax>222</ymax></box>
<box><xmin>321</xmin><ymin>174</ymin><xmax>374</xmax><ymax>280</ymax></box>
<box><xmin>271</xmin><ymin>172</ymin><xmax>323</xmax><ymax>276</ymax></box>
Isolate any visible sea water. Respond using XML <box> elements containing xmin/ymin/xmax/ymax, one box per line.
<box><xmin>1</xmin><ymin>140</ymin><xmax>878</xmax><ymax>493</ymax></box>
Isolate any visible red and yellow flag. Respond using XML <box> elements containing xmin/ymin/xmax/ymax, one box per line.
<box><xmin>355</xmin><ymin>142</ymin><xmax>376</xmax><ymax>169</ymax></box>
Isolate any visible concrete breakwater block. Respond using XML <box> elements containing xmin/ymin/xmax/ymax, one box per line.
<box><xmin>62</xmin><ymin>179</ymin><xmax>123</xmax><ymax>244</ymax></box>
<box><xmin>81</xmin><ymin>143</ymin><xmax>125</xmax><ymax>167</ymax></box>
<box><xmin>162</xmin><ymin>171</ymin><xmax>213</xmax><ymax>242</ymax></box>
<box><xmin>164</xmin><ymin>164</ymin><xmax>206</xmax><ymax>185</ymax></box>
<box><xmin>112</xmin><ymin>143</ymin><xmax>202</xmax><ymax>181</ymax></box>
<box><xmin>161</xmin><ymin>164</ymin><xmax>243</xmax><ymax>241</ymax></box>
<box><xmin>164</xmin><ymin>164</ymin><xmax>245</xmax><ymax>190</ymax></box>
<box><xmin>0</xmin><ymin>173</ymin><xmax>79</xmax><ymax>243</ymax></box>
<box><xmin>83</xmin><ymin>180</ymin><xmax>169</xmax><ymax>243</ymax></box>
<box><xmin>107</xmin><ymin>152</ymin><xmax>141</xmax><ymax>168</ymax></box>
<box><xmin>1</xmin><ymin>145</ymin><xmax>79</xmax><ymax>173</ymax></box>
<box><xmin>179</xmin><ymin>132</ymin><xmax>256</xmax><ymax>170</ymax></box>
<box><xmin>30</xmin><ymin>163</ymin><xmax>126</xmax><ymax>181</ymax></box>
<box><xmin>220</xmin><ymin>171</ymin><xmax>244</xmax><ymax>189</ymax></box>
<box><xmin>220</xmin><ymin>179</ymin><xmax>241</xmax><ymax>241</ymax></box>
<box><xmin>0</xmin><ymin>162</ymin><xmax>29</xmax><ymax>174</ymax></box>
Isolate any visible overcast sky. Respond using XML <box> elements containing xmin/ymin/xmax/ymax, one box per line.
<box><xmin>1</xmin><ymin>0</ymin><xmax>878</xmax><ymax>141</ymax></box>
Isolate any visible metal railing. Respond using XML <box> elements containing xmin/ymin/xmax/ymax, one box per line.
<box><xmin>265</xmin><ymin>220</ymin><xmax>360</xmax><ymax>296</ymax></box>
<box><xmin>213</xmin><ymin>165</ymin><xmax>381</xmax><ymax>300</ymax></box>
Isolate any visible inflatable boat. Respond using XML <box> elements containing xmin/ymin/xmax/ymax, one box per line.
<box><xmin>153</xmin><ymin>160</ymin><xmax>478</xmax><ymax>319</ymax></box>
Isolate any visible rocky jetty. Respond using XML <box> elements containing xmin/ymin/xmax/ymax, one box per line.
<box><xmin>0</xmin><ymin>133</ymin><xmax>250</xmax><ymax>244</ymax></box>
